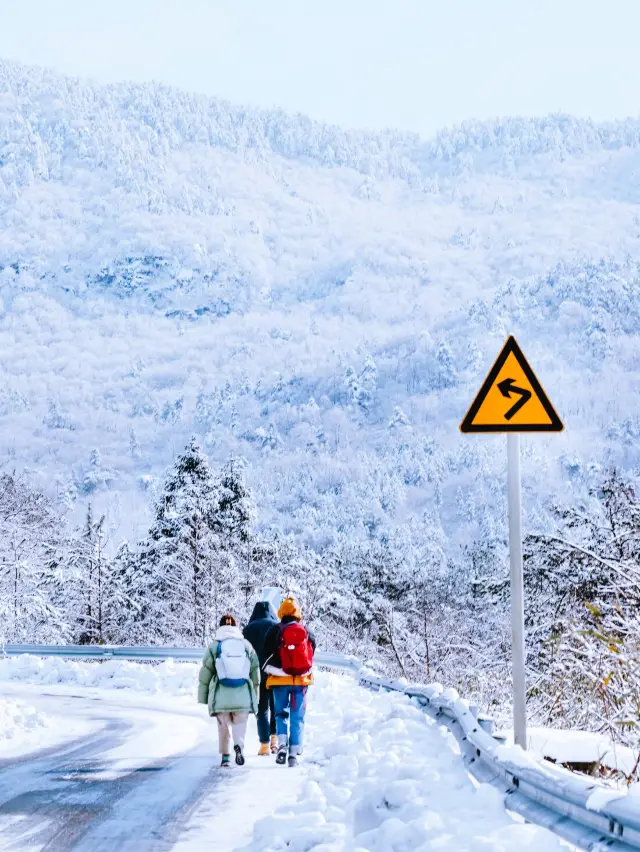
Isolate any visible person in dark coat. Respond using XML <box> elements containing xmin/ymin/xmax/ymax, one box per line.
<box><xmin>243</xmin><ymin>600</ymin><xmax>278</xmax><ymax>754</ymax></box>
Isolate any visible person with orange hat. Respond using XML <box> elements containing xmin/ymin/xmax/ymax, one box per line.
<box><xmin>263</xmin><ymin>597</ymin><xmax>316</xmax><ymax>767</ymax></box>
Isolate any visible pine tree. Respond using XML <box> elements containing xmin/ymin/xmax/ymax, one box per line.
<box><xmin>214</xmin><ymin>457</ymin><xmax>255</xmax><ymax>546</ymax></box>
<box><xmin>68</xmin><ymin>504</ymin><xmax>112</xmax><ymax>644</ymax></box>
<box><xmin>137</xmin><ymin>437</ymin><xmax>220</xmax><ymax>644</ymax></box>
<box><xmin>344</xmin><ymin>365</ymin><xmax>359</xmax><ymax>406</ymax></box>
<box><xmin>434</xmin><ymin>342</ymin><xmax>457</xmax><ymax>389</ymax></box>
<box><xmin>213</xmin><ymin>457</ymin><xmax>257</xmax><ymax>607</ymax></box>
<box><xmin>388</xmin><ymin>406</ymin><xmax>411</xmax><ymax>430</ymax></box>
<box><xmin>356</xmin><ymin>355</ymin><xmax>377</xmax><ymax>413</ymax></box>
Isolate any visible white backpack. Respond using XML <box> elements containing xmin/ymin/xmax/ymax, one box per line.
<box><xmin>215</xmin><ymin>638</ymin><xmax>250</xmax><ymax>687</ymax></box>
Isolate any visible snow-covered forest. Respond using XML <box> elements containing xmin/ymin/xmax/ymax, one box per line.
<box><xmin>1</xmin><ymin>58</ymin><xmax>640</xmax><ymax>766</ymax></box>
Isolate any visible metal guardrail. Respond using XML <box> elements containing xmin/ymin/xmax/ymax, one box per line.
<box><xmin>0</xmin><ymin>643</ymin><xmax>362</xmax><ymax>672</ymax></box>
<box><xmin>2</xmin><ymin>643</ymin><xmax>638</xmax><ymax>849</ymax></box>
<box><xmin>359</xmin><ymin>671</ymin><xmax>640</xmax><ymax>852</ymax></box>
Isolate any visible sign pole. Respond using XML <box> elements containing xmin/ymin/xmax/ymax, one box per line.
<box><xmin>460</xmin><ymin>335</ymin><xmax>563</xmax><ymax>750</ymax></box>
<box><xmin>507</xmin><ymin>433</ymin><xmax>527</xmax><ymax>749</ymax></box>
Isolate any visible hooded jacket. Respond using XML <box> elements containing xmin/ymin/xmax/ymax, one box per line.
<box><xmin>198</xmin><ymin>625</ymin><xmax>260</xmax><ymax>715</ymax></box>
<box><xmin>242</xmin><ymin>601</ymin><xmax>278</xmax><ymax>668</ymax></box>
<box><xmin>263</xmin><ymin>615</ymin><xmax>317</xmax><ymax>689</ymax></box>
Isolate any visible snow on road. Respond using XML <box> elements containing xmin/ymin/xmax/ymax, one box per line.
<box><xmin>0</xmin><ymin>657</ymin><xmax>565</xmax><ymax>851</ymax></box>
<box><xmin>0</xmin><ymin>656</ymin><xmax>310</xmax><ymax>851</ymax></box>
<box><xmin>0</xmin><ymin>696</ymin><xmax>95</xmax><ymax>760</ymax></box>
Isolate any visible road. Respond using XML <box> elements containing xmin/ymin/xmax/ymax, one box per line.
<box><xmin>0</xmin><ymin>685</ymin><xmax>225</xmax><ymax>852</ymax></box>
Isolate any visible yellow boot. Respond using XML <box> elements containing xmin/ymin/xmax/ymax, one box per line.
<box><xmin>258</xmin><ymin>743</ymin><xmax>270</xmax><ymax>756</ymax></box>
<box><xmin>270</xmin><ymin>735</ymin><xmax>278</xmax><ymax>754</ymax></box>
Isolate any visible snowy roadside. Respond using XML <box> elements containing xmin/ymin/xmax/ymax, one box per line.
<box><xmin>0</xmin><ymin>656</ymin><xmax>578</xmax><ymax>849</ymax></box>
<box><xmin>0</xmin><ymin>655</ymin><xmax>211</xmax><ymax>778</ymax></box>
<box><xmin>498</xmin><ymin>725</ymin><xmax>640</xmax><ymax>780</ymax></box>
<box><xmin>241</xmin><ymin>673</ymin><xmax>566</xmax><ymax>851</ymax></box>
<box><xmin>0</xmin><ymin>695</ymin><xmax>95</xmax><ymax>759</ymax></box>
<box><xmin>0</xmin><ymin>654</ymin><xmax>311</xmax><ymax>849</ymax></box>
<box><xmin>0</xmin><ymin>653</ymin><xmax>198</xmax><ymax>694</ymax></box>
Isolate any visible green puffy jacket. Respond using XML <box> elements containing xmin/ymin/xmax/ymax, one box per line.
<box><xmin>198</xmin><ymin>626</ymin><xmax>260</xmax><ymax>715</ymax></box>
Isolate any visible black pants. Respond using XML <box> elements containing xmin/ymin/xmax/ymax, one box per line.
<box><xmin>257</xmin><ymin>680</ymin><xmax>276</xmax><ymax>743</ymax></box>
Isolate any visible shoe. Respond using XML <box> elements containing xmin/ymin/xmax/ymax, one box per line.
<box><xmin>220</xmin><ymin>755</ymin><xmax>230</xmax><ymax>768</ymax></box>
<box><xmin>270</xmin><ymin>735</ymin><xmax>278</xmax><ymax>754</ymax></box>
<box><xmin>258</xmin><ymin>743</ymin><xmax>270</xmax><ymax>756</ymax></box>
<box><xmin>287</xmin><ymin>754</ymin><xmax>298</xmax><ymax>768</ymax></box>
<box><xmin>276</xmin><ymin>745</ymin><xmax>288</xmax><ymax>765</ymax></box>
<box><xmin>234</xmin><ymin>744</ymin><xmax>245</xmax><ymax>766</ymax></box>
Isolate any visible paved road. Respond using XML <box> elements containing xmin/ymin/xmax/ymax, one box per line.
<box><xmin>0</xmin><ymin>687</ymin><xmax>225</xmax><ymax>852</ymax></box>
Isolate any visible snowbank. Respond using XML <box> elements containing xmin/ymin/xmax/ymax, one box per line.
<box><xmin>0</xmin><ymin>656</ymin><xmax>628</xmax><ymax>848</ymax></box>
<box><xmin>498</xmin><ymin>725</ymin><xmax>640</xmax><ymax>777</ymax></box>
<box><xmin>0</xmin><ymin>653</ymin><xmax>197</xmax><ymax>695</ymax></box>
<box><xmin>0</xmin><ymin>698</ymin><xmax>47</xmax><ymax>749</ymax></box>
<box><xmin>0</xmin><ymin>696</ymin><xmax>93</xmax><ymax>759</ymax></box>
<box><xmin>245</xmin><ymin>673</ymin><xmax>564</xmax><ymax>851</ymax></box>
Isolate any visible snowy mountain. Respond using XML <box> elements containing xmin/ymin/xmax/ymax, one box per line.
<box><xmin>2</xmin><ymin>56</ymin><xmax>640</xmax><ymax>556</ymax></box>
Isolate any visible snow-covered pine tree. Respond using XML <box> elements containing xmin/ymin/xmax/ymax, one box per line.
<box><xmin>434</xmin><ymin>342</ymin><xmax>457</xmax><ymax>389</ymax></box>
<box><xmin>344</xmin><ymin>365</ymin><xmax>359</xmax><ymax>407</ymax></box>
<box><xmin>136</xmin><ymin>437</ymin><xmax>220</xmax><ymax>644</ymax></box>
<box><xmin>356</xmin><ymin>355</ymin><xmax>377</xmax><ymax>413</ymax></box>
<box><xmin>212</xmin><ymin>456</ymin><xmax>257</xmax><ymax>610</ymax></box>
<box><xmin>66</xmin><ymin>504</ymin><xmax>114</xmax><ymax>644</ymax></box>
<box><xmin>107</xmin><ymin>540</ymin><xmax>141</xmax><ymax>644</ymax></box>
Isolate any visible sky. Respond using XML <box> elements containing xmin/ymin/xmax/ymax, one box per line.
<box><xmin>1</xmin><ymin>0</ymin><xmax>639</xmax><ymax>138</ymax></box>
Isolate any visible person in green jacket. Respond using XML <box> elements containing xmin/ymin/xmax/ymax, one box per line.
<box><xmin>198</xmin><ymin>613</ymin><xmax>260</xmax><ymax>768</ymax></box>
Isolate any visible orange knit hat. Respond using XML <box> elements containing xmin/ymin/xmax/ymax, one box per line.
<box><xmin>278</xmin><ymin>597</ymin><xmax>302</xmax><ymax>621</ymax></box>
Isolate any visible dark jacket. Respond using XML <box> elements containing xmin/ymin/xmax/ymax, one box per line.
<box><xmin>263</xmin><ymin>615</ymin><xmax>317</xmax><ymax>688</ymax></box>
<box><xmin>242</xmin><ymin>601</ymin><xmax>278</xmax><ymax>668</ymax></box>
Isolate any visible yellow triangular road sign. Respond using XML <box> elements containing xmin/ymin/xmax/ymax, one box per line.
<box><xmin>460</xmin><ymin>336</ymin><xmax>563</xmax><ymax>433</ymax></box>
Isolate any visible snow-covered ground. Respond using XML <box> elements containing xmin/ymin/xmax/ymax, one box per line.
<box><xmin>241</xmin><ymin>674</ymin><xmax>566</xmax><ymax>852</ymax></box>
<box><xmin>0</xmin><ymin>696</ymin><xmax>95</xmax><ymax>759</ymax></box>
<box><xmin>0</xmin><ymin>656</ymin><xmax>566</xmax><ymax>850</ymax></box>
<box><xmin>498</xmin><ymin>725</ymin><xmax>640</xmax><ymax>779</ymax></box>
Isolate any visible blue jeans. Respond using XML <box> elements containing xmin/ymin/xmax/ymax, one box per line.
<box><xmin>272</xmin><ymin>686</ymin><xmax>307</xmax><ymax>753</ymax></box>
<box><xmin>257</xmin><ymin>680</ymin><xmax>276</xmax><ymax>744</ymax></box>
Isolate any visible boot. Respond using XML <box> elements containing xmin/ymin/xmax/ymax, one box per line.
<box><xmin>258</xmin><ymin>743</ymin><xmax>270</xmax><ymax>756</ymax></box>
<box><xmin>276</xmin><ymin>744</ymin><xmax>288</xmax><ymax>765</ymax></box>
<box><xmin>270</xmin><ymin>735</ymin><xmax>278</xmax><ymax>754</ymax></box>
<box><xmin>287</xmin><ymin>754</ymin><xmax>298</xmax><ymax>768</ymax></box>
<box><xmin>220</xmin><ymin>755</ymin><xmax>230</xmax><ymax>768</ymax></box>
<box><xmin>234</xmin><ymin>744</ymin><xmax>245</xmax><ymax>766</ymax></box>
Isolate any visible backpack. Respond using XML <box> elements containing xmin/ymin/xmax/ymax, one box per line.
<box><xmin>279</xmin><ymin>622</ymin><xmax>313</xmax><ymax>676</ymax></box>
<box><xmin>215</xmin><ymin>638</ymin><xmax>251</xmax><ymax>687</ymax></box>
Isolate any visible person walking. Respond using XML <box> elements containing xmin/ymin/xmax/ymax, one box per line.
<box><xmin>243</xmin><ymin>599</ymin><xmax>279</xmax><ymax>755</ymax></box>
<box><xmin>263</xmin><ymin>597</ymin><xmax>316</xmax><ymax>767</ymax></box>
<box><xmin>198</xmin><ymin>614</ymin><xmax>260</xmax><ymax>768</ymax></box>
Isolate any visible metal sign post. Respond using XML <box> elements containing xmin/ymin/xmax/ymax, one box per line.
<box><xmin>507</xmin><ymin>433</ymin><xmax>527</xmax><ymax>748</ymax></box>
<box><xmin>461</xmin><ymin>336</ymin><xmax>563</xmax><ymax>751</ymax></box>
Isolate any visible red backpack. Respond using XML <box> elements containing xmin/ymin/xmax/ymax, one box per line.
<box><xmin>279</xmin><ymin>622</ymin><xmax>314</xmax><ymax>676</ymax></box>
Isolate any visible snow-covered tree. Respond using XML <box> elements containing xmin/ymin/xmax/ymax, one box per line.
<box><xmin>67</xmin><ymin>504</ymin><xmax>115</xmax><ymax>644</ymax></box>
<box><xmin>0</xmin><ymin>473</ymin><xmax>63</xmax><ymax>643</ymax></box>
<box><xmin>356</xmin><ymin>355</ymin><xmax>377</xmax><ymax>413</ymax></box>
<box><xmin>135</xmin><ymin>437</ymin><xmax>220</xmax><ymax>644</ymax></box>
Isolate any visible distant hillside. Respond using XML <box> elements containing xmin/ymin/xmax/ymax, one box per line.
<box><xmin>1</xmin><ymin>57</ymin><xmax>640</xmax><ymax>557</ymax></box>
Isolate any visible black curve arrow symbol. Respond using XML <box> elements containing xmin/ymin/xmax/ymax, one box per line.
<box><xmin>497</xmin><ymin>378</ymin><xmax>532</xmax><ymax>420</ymax></box>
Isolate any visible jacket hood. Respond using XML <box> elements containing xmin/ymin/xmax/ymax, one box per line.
<box><xmin>249</xmin><ymin>601</ymin><xmax>277</xmax><ymax>622</ymax></box>
<box><xmin>214</xmin><ymin>625</ymin><xmax>243</xmax><ymax>641</ymax></box>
